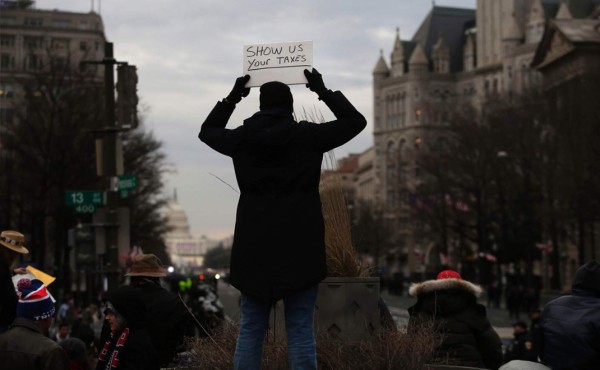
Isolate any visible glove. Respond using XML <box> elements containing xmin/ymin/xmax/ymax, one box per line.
<box><xmin>224</xmin><ymin>75</ymin><xmax>250</xmax><ymax>104</ymax></box>
<box><xmin>304</xmin><ymin>68</ymin><xmax>327</xmax><ymax>94</ymax></box>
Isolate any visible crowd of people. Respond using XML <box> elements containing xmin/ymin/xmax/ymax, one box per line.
<box><xmin>1</xmin><ymin>67</ymin><xmax>599</xmax><ymax>369</ymax></box>
<box><xmin>0</xmin><ymin>230</ymin><xmax>208</xmax><ymax>370</ymax></box>
<box><xmin>0</xmin><ymin>234</ymin><xmax>599</xmax><ymax>370</ymax></box>
<box><xmin>406</xmin><ymin>262</ymin><xmax>599</xmax><ymax>370</ymax></box>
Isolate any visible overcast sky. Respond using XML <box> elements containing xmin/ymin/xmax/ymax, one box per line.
<box><xmin>40</xmin><ymin>0</ymin><xmax>475</xmax><ymax>240</ymax></box>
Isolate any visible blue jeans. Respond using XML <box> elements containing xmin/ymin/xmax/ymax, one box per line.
<box><xmin>233</xmin><ymin>284</ymin><xmax>319</xmax><ymax>370</ymax></box>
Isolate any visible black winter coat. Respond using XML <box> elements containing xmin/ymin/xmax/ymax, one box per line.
<box><xmin>97</xmin><ymin>286</ymin><xmax>158</xmax><ymax>370</ymax></box>
<box><xmin>199</xmin><ymin>90</ymin><xmax>366</xmax><ymax>303</ymax></box>
<box><xmin>133</xmin><ymin>281</ymin><xmax>194</xmax><ymax>367</ymax></box>
<box><xmin>540</xmin><ymin>261</ymin><xmax>600</xmax><ymax>370</ymax></box>
<box><xmin>408</xmin><ymin>278</ymin><xmax>503</xmax><ymax>370</ymax></box>
<box><xmin>0</xmin><ymin>258</ymin><xmax>17</xmax><ymax>333</ymax></box>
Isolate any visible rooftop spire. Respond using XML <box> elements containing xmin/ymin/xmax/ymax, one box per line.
<box><xmin>373</xmin><ymin>49</ymin><xmax>390</xmax><ymax>76</ymax></box>
<box><xmin>390</xmin><ymin>27</ymin><xmax>405</xmax><ymax>76</ymax></box>
<box><xmin>409</xmin><ymin>43</ymin><xmax>429</xmax><ymax>65</ymax></box>
<box><xmin>555</xmin><ymin>3</ymin><xmax>572</xmax><ymax>20</ymax></box>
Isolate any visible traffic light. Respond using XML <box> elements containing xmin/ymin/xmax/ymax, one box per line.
<box><xmin>116</xmin><ymin>64</ymin><xmax>138</xmax><ymax>128</ymax></box>
<box><xmin>72</xmin><ymin>226</ymin><xmax>96</xmax><ymax>271</ymax></box>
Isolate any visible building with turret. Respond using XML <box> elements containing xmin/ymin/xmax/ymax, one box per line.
<box><xmin>368</xmin><ymin>0</ymin><xmax>599</xmax><ymax>276</ymax></box>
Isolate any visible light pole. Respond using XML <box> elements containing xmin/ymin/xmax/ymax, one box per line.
<box><xmin>82</xmin><ymin>42</ymin><xmax>136</xmax><ymax>292</ymax></box>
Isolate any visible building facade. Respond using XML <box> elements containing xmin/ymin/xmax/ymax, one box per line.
<box><xmin>366</xmin><ymin>0</ymin><xmax>599</xmax><ymax>278</ymax></box>
<box><xmin>0</xmin><ymin>1</ymin><xmax>106</xmax><ymax>123</ymax></box>
<box><xmin>164</xmin><ymin>192</ymin><xmax>211</xmax><ymax>271</ymax></box>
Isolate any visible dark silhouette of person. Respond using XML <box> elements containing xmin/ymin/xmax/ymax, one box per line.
<box><xmin>0</xmin><ymin>230</ymin><xmax>29</xmax><ymax>333</ymax></box>
<box><xmin>199</xmin><ymin>68</ymin><xmax>366</xmax><ymax>370</ymax></box>
<box><xmin>540</xmin><ymin>261</ymin><xmax>600</xmax><ymax>370</ymax></box>
<box><xmin>408</xmin><ymin>269</ymin><xmax>503</xmax><ymax>370</ymax></box>
<box><xmin>125</xmin><ymin>254</ymin><xmax>195</xmax><ymax>368</ymax></box>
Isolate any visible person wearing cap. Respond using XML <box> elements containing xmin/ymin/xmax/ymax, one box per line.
<box><xmin>0</xmin><ymin>278</ymin><xmax>70</xmax><ymax>370</ymax></box>
<box><xmin>408</xmin><ymin>269</ymin><xmax>503</xmax><ymax>369</ymax></box>
<box><xmin>199</xmin><ymin>69</ymin><xmax>366</xmax><ymax>370</ymax></box>
<box><xmin>0</xmin><ymin>230</ymin><xmax>29</xmax><ymax>333</ymax></box>
<box><xmin>540</xmin><ymin>260</ymin><xmax>600</xmax><ymax>370</ymax></box>
<box><xmin>125</xmin><ymin>254</ymin><xmax>194</xmax><ymax>368</ymax></box>
<box><xmin>97</xmin><ymin>285</ymin><xmax>158</xmax><ymax>370</ymax></box>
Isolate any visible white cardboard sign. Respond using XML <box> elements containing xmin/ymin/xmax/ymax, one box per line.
<box><xmin>243</xmin><ymin>41</ymin><xmax>313</xmax><ymax>87</ymax></box>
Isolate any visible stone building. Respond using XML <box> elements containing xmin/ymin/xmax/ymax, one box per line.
<box><xmin>531</xmin><ymin>13</ymin><xmax>600</xmax><ymax>289</ymax></box>
<box><xmin>367</xmin><ymin>0</ymin><xmax>599</xmax><ymax>277</ymax></box>
<box><xmin>0</xmin><ymin>1</ymin><xmax>106</xmax><ymax>124</ymax></box>
<box><xmin>164</xmin><ymin>191</ymin><xmax>212</xmax><ymax>271</ymax></box>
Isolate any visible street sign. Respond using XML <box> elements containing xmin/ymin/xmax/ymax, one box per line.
<box><xmin>65</xmin><ymin>191</ymin><xmax>105</xmax><ymax>213</ymax></box>
<box><xmin>118</xmin><ymin>175</ymin><xmax>137</xmax><ymax>190</ymax></box>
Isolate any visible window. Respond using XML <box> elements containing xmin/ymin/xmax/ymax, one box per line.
<box><xmin>414</xmin><ymin>136</ymin><xmax>422</xmax><ymax>149</ymax></box>
<box><xmin>79</xmin><ymin>21</ymin><xmax>89</xmax><ymax>30</ymax></box>
<box><xmin>24</xmin><ymin>55</ymin><xmax>42</xmax><ymax>70</ymax></box>
<box><xmin>0</xmin><ymin>16</ymin><xmax>17</xmax><ymax>26</ymax></box>
<box><xmin>52</xmin><ymin>19</ymin><xmax>71</xmax><ymax>28</ymax></box>
<box><xmin>415</xmin><ymin>109</ymin><xmax>422</xmax><ymax>122</ymax></box>
<box><xmin>80</xmin><ymin>41</ymin><xmax>87</xmax><ymax>51</ymax></box>
<box><xmin>24</xmin><ymin>36</ymin><xmax>44</xmax><ymax>49</ymax></box>
<box><xmin>52</xmin><ymin>38</ymin><xmax>70</xmax><ymax>50</ymax></box>
<box><xmin>1</xmin><ymin>54</ymin><xmax>15</xmax><ymax>69</ymax></box>
<box><xmin>24</xmin><ymin>17</ymin><xmax>43</xmax><ymax>27</ymax></box>
<box><xmin>0</xmin><ymin>35</ymin><xmax>15</xmax><ymax>47</ymax></box>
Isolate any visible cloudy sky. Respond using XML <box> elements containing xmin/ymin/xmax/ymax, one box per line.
<box><xmin>41</xmin><ymin>0</ymin><xmax>475</xmax><ymax>240</ymax></box>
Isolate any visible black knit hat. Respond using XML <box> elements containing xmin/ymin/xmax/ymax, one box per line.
<box><xmin>259</xmin><ymin>81</ymin><xmax>293</xmax><ymax>113</ymax></box>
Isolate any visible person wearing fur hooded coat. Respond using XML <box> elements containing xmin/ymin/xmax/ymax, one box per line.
<box><xmin>408</xmin><ymin>270</ymin><xmax>503</xmax><ymax>370</ymax></box>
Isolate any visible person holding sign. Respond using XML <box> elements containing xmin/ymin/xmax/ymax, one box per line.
<box><xmin>199</xmin><ymin>68</ymin><xmax>366</xmax><ymax>369</ymax></box>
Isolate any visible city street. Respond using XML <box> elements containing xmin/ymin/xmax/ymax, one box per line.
<box><xmin>213</xmin><ymin>279</ymin><xmax>551</xmax><ymax>340</ymax></box>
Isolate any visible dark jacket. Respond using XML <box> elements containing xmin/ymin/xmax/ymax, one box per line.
<box><xmin>505</xmin><ymin>331</ymin><xmax>537</xmax><ymax>363</ymax></box>
<box><xmin>96</xmin><ymin>286</ymin><xmax>158</xmax><ymax>370</ymax></box>
<box><xmin>408</xmin><ymin>278</ymin><xmax>503</xmax><ymax>370</ymax></box>
<box><xmin>132</xmin><ymin>280</ymin><xmax>194</xmax><ymax>367</ymax></box>
<box><xmin>540</xmin><ymin>261</ymin><xmax>600</xmax><ymax>370</ymax></box>
<box><xmin>0</xmin><ymin>317</ymin><xmax>70</xmax><ymax>370</ymax></box>
<box><xmin>0</xmin><ymin>258</ymin><xmax>17</xmax><ymax>333</ymax></box>
<box><xmin>199</xmin><ymin>90</ymin><xmax>366</xmax><ymax>303</ymax></box>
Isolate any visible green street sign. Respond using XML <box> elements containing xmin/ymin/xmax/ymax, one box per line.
<box><xmin>118</xmin><ymin>175</ymin><xmax>137</xmax><ymax>190</ymax></box>
<box><xmin>65</xmin><ymin>191</ymin><xmax>105</xmax><ymax>210</ymax></box>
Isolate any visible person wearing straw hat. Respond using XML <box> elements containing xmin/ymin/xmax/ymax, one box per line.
<box><xmin>0</xmin><ymin>277</ymin><xmax>70</xmax><ymax>370</ymax></box>
<box><xmin>0</xmin><ymin>230</ymin><xmax>29</xmax><ymax>333</ymax></box>
<box><xmin>124</xmin><ymin>254</ymin><xmax>194</xmax><ymax>368</ymax></box>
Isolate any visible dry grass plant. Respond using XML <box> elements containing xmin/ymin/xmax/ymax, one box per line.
<box><xmin>180</xmin><ymin>320</ymin><xmax>442</xmax><ymax>370</ymax></box>
<box><xmin>301</xmin><ymin>107</ymin><xmax>370</xmax><ymax>278</ymax></box>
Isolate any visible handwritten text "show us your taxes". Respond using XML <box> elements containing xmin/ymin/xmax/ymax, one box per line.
<box><xmin>246</xmin><ymin>43</ymin><xmax>309</xmax><ymax>71</ymax></box>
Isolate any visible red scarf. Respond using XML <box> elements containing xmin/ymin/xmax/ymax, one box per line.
<box><xmin>98</xmin><ymin>328</ymin><xmax>130</xmax><ymax>369</ymax></box>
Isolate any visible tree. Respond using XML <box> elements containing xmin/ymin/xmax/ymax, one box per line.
<box><xmin>413</xmin><ymin>92</ymin><xmax>548</xmax><ymax>284</ymax></box>
<box><xmin>203</xmin><ymin>243</ymin><xmax>230</xmax><ymax>269</ymax></box>
<box><xmin>0</xmin><ymin>47</ymin><xmax>171</xmax><ymax>290</ymax></box>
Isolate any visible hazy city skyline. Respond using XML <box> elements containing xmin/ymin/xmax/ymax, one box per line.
<box><xmin>40</xmin><ymin>0</ymin><xmax>475</xmax><ymax>239</ymax></box>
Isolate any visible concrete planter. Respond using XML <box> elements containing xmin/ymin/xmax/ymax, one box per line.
<box><xmin>314</xmin><ymin>276</ymin><xmax>380</xmax><ymax>341</ymax></box>
<box><xmin>269</xmin><ymin>277</ymin><xmax>380</xmax><ymax>342</ymax></box>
